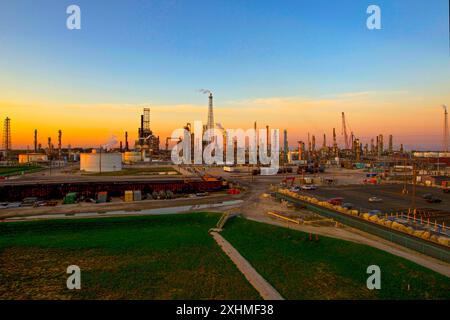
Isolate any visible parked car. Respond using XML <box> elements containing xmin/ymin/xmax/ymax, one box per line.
<box><xmin>342</xmin><ymin>203</ymin><xmax>354</xmax><ymax>209</ymax></box>
<box><xmin>34</xmin><ymin>200</ymin><xmax>47</xmax><ymax>207</ymax></box>
<box><xmin>290</xmin><ymin>186</ymin><xmax>300</xmax><ymax>192</ymax></box>
<box><xmin>328</xmin><ymin>197</ymin><xmax>344</xmax><ymax>205</ymax></box>
<box><xmin>368</xmin><ymin>196</ymin><xmax>383</xmax><ymax>202</ymax></box>
<box><xmin>301</xmin><ymin>185</ymin><xmax>317</xmax><ymax>190</ymax></box>
<box><xmin>369</xmin><ymin>210</ymin><xmax>382</xmax><ymax>215</ymax></box>
<box><xmin>422</xmin><ymin>193</ymin><xmax>433</xmax><ymax>200</ymax></box>
<box><xmin>426</xmin><ymin>197</ymin><xmax>442</xmax><ymax>204</ymax></box>
<box><xmin>0</xmin><ymin>202</ymin><xmax>21</xmax><ymax>209</ymax></box>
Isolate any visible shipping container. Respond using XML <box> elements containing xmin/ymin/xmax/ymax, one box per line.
<box><xmin>97</xmin><ymin>191</ymin><xmax>108</xmax><ymax>203</ymax></box>
<box><xmin>63</xmin><ymin>192</ymin><xmax>77</xmax><ymax>204</ymax></box>
<box><xmin>124</xmin><ymin>190</ymin><xmax>134</xmax><ymax>202</ymax></box>
<box><xmin>133</xmin><ymin>190</ymin><xmax>142</xmax><ymax>201</ymax></box>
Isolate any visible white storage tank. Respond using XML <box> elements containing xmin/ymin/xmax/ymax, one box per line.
<box><xmin>80</xmin><ymin>151</ymin><xmax>122</xmax><ymax>172</ymax></box>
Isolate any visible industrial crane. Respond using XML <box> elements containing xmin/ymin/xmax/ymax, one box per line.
<box><xmin>341</xmin><ymin>112</ymin><xmax>350</xmax><ymax>149</ymax></box>
<box><xmin>165</xmin><ymin>137</ymin><xmax>170</xmax><ymax>151</ymax></box>
<box><xmin>443</xmin><ymin>105</ymin><xmax>449</xmax><ymax>153</ymax></box>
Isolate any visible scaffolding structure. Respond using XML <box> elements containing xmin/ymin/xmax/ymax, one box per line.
<box><xmin>2</xmin><ymin>117</ymin><xmax>11</xmax><ymax>155</ymax></box>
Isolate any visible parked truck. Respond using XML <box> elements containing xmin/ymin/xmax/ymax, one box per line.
<box><xmin>442</xmin><ymin>181</ymin><xmax>450</xmax><ymax>193</ymax></box>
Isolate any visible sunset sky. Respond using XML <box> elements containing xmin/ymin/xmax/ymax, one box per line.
<box><xmin>0</xmin><ymin>0</ymin><xmax>449</xmax><ymax>150</ymax></box>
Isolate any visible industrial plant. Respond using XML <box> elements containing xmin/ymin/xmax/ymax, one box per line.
<box><xmin>2</xmin><ymin>0</ymin><xmax>450</xmax><ymax>305</ymax></box>
<box><xmin>1</xmin><ymin>94</ymin><xmax>449</xmax><ymax>301</ymax></box>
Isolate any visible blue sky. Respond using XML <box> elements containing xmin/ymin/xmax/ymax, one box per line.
<box><xmin>0</xmin><ymin>0</ymin><xmax>448</xmax><ymax>104</ymax></box>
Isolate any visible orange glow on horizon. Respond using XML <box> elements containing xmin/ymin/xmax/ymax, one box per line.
<box><xmin>1</xmin><ymin>91</ymin><xmax>449</xmax><ymax>150</ymax></box>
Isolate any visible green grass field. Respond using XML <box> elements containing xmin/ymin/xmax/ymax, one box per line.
<box><xmin>0</xmin><ymin>166</ymin><xmax>43</xmax><ymax>177</ymax></box>
<box><xmin>1</xmin><ymin>213</ymin><xmax>449</xmax><ymax>300</ymax></box>
<box><xmin>0</xmin><ymin>213</ymin><xmax>260</xmax><ymax>300</ymax></box>
<box><xmin>222</xmin><ymin>217</ymin><xmax>450</xmax><ymax>300</ymax></box>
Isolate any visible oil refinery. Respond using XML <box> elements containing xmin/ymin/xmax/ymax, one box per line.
<box><xmin>0</xmin><ymin>0</ymin><xmax>449</xmax><ymax>304</ymax></box>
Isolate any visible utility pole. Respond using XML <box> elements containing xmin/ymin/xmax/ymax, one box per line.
<box><xmin>412</xmin><ymin>161</ymin><xmax>416</xmax><ymax>212</ymax></box>
<box><xmin>402</xmin><ymin>158</ymin><xmax>408</xmax><ymax>195</ymax></box>
<box><xmin>99</xmin><ymin>147</ymin><xmax>102</xmax><ymax>175</ymax></box>
<box><xmin>443</xmin><ymin>105</ymin><xmax>449</xmax><ymax>153</ymax></box>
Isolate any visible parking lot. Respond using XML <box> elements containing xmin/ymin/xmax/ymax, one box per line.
<box><xmin>300</xmin><ymin>183</ymin><xmax>450</xmax><ymax>224</ymax></box>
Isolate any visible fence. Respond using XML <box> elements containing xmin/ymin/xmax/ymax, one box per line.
<box><xmin>275</xmin><ymin>192</ymin><xmax>450</xmax><ymax>263</ymax></box>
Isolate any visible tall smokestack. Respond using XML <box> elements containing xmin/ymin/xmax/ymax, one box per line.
<box><xmin>308</xmin><ymin>133</ymin><xmax>311</xmax><ymax>153</ymax></box>
<box><xmin>333</xmin><ymin>128</ymin><xmax>338</xmax><ymax>156</ymax></box>
<box><xmin>389</xmin><ymin>134</ymin><xmax>393</xmax><ymax>154</ymax></box>
<box><xmin>125</xmin><ymin>131</ymin><xmax>129</xmax><ymax>151</ymax></box>
<box><xmin>58</xmin><ymin>130</ymin><xmax>62</xmax><ymax>159</ymax></box>
<box><xmin>205</xmin><ymin>93</ymin><xmax>214</xmax><ymax>142</ymax></box>
<box><xmin>207</xmin><ymin>93</ymin><xmax>214</xmax><ymax>131</ymax></box>
<box><xmin>120</xmin><ymin>141</ymin><xmax>123</xmax><ymax>152</ymax></box>
<box><xmin>350</xmin><ymin>132</ymin><xmax>354</xmax><ymax>150</ymax></box>
<box><xmin>254</xmin><ymin>121</ymin><xmax>257</xmax><ymax>156</ymax></box>
<box><xmin>47</xmin><ymin>137</ymin><xmax>52</xmax><ymax>155</ymax></box>
<box><xmin>34</xmin><ymin>129</ymin><xmax>37</xmax><ymax>152</ymax></box>
<box><xmin>283</xmin><ymin>129</ymin><xmax>288</xmax><ymax>163</ymax></box>
<box><xmin>297</xmin><ymin>141</ymin><xmax>303</xmax><ymax>160</ymax></box>
<box><xmin>379</xmin><ymin>134</ymin><xmax>384</xmax><ymax>155</ymax></box>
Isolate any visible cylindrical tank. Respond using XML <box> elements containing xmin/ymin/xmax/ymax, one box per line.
<box><xmin>80</xmin><ymin>152</ymin><xmax>122</xmax><ymax>172</ymax></box>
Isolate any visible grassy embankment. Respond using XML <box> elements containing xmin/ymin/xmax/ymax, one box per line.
<box><xmin>222</xmin><ymin>217</ymin><xmax>450</xmax><ymax>300</ymax></box>
<box><xmin>2</xmin><ymin>212</ymin><xmax>448</xmax><ymax>300</ymax></box>
<box><xmin>0</xmin><ymin>213</ymin><xmax>259</xmax><ymax>300</ymax></box>
<box><xmin>0</xmin><ymin>166</ymin><xmax>43</xmax><ymax>177</ymax></box>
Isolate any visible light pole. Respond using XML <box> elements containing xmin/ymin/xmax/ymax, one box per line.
<box><xmin>99</xmin><ymin>147</ymin><xmax>102</xmax><ymax>175</ymax></box>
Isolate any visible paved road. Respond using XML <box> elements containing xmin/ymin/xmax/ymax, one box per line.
<box><xmin>300</xmin><ymin>184</ymin><xmax>450</xmax><ymax>224</ymax></box>
<box><xmin>244</xmin><ymin>215</ymin><xmax>450</xmax><ymax>278</ymax></box>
